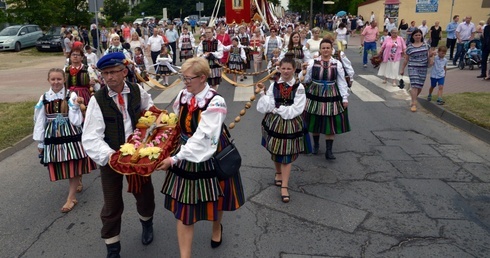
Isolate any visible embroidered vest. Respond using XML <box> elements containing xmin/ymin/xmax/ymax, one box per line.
<box><xmin>94</xmin><ymin>82</ymin><xmax>142</xmax><ymax>150</ymax></box>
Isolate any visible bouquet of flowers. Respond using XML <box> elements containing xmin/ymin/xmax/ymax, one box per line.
<box><xmin>109</xmin><ymin>106</ymin><xmax>180</xmax><ymax>177</ymax></box>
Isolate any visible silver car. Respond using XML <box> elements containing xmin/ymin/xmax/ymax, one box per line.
<box><xmin>0</xmin><ymin>24</ymin><xmax>43</xmax><ymax>52</ymax></box>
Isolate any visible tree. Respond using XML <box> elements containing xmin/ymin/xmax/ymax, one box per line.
<box><xmin>102</xmin><ymin>0</ymin><xmax>129</xmax><ymax>23</ymax></box>
<box><xmin>5</xmin><ymin>0</ymin><xmax>92</xmax><ymax>29</ymax></box>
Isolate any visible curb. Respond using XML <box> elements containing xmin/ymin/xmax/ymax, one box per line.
<box><xmin>419</xmin><ymin>98</ymin><xmax>490</xmax><ymax>145</ymax></box>
<box><xmin>0</xmin><ymin>134</ymin><xmax>34</xmax><ymax>163</ymax></box>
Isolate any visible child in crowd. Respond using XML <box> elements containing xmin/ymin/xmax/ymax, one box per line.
<box><xmin>156</xmin><ymin>45</ymin><xmax>176</xmax><ymax>86</ymax></box>
<box><xmin>133</xmin><ymin>46</ymin><xmax>150</xmax><ymax>81</ymax></box>
<box><xmin>467</xmin><ymin>42</ymin><xmax>482</xmax><ymax>64</ymax></box>
<box><xmin>428</xmin><ymin>46</ymin><xmax>448</xmax><ymax>105</ymax></box>
<box><xmin>33</xmin><ymin>68</ymin><xmax>96</xmax><ymax>213</ymax></box>
<box><xmin>84</xmin><ymin>45</ymin><xmax>98</xmax><ymax>68</ymax></box>
<box><xmin>224</xmin><ymin>37</ymin><xmax>247</xmax><ymax>82</ymax></box>
<box><xmin>256</xmin><ymin>53</ymin><xmax>309</xmax><ymax>203</ymax></box>
<box><xmin>267</xmin><ymin>48</ymin><xmax>281</xmax><ymax>82</ymax></box>
<box><xmin>380</xmin><ymin>29</ymin><xmax>389</xmax><ymax>46</ymax></box>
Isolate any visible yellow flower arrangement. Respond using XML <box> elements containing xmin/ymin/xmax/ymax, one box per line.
<box><xmin>139</xmin><ymin>146</ymin><xmax>161</xmax><ymax>160</ymax></box>
<box><xmin>120</xmin><ymin>143</ymin><xmax>136</xmax><ymax>156</ymax></box>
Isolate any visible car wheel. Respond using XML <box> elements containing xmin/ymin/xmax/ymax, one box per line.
<box><xmin>14</xmin><ymin>42</ymin><xmax>21</xmax><ymax>52</ymax></box>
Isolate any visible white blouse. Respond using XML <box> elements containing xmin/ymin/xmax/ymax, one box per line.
<box><xmin>33</xmin><ymin>88</ymin><xmax>83</xmax><ymax>148</ymax></box>
<box><xmin>256</xmin><ymin>77</ymin><xmax>306</xmax><ymax>120</ymax></box>
<box><xmin>171</xmin><ymin>84</ymin><xmax>227</xmax><ymax>164</ymax></box>
<box><xmin>300</xmin><ymin>57</ymin><xmax>349</xmax><ymax>102</ymax></box>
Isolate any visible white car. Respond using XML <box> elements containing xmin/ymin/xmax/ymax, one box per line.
<box><xmin>134</xmin><ymin>18</ymin><xmax>144</xmax><ymax>25</ymax></box>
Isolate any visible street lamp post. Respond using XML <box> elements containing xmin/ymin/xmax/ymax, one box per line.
<box><xmin>310</xmin><ymin>0</ymin><xmax>313</xmax><ymax>26</ymax></box>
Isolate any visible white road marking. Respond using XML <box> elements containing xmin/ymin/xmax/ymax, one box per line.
<box><xmin>351</xmin><ymin>81</ymin><xmax>385</xmax><ymax>102</ymax></box>
<box><xmin>233</xmin><ymin>76</ymin><xmax>255</xmax><ymax>101</ymax></box>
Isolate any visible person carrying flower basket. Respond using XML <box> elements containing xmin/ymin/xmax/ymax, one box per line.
<box><xmin>82</xmin><ymin>52</ymin><xmax>157</xmax><ymax>258</ymax></box>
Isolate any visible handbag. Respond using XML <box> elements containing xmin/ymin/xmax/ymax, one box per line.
<box><xmin>212</xmin><ymin>125</ymin><xmax>242</xmax><ymax>180</ymax></box>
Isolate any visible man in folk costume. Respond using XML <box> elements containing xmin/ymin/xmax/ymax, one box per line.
<box><xmin>82</xmin><ymin>52</ymin><xmax>156</xmax><ymax>258</ymax></box>
<box><xmin>197</xmin><ymin>27</ymin><xmax>224</xmax><ymax>90</ymax></box>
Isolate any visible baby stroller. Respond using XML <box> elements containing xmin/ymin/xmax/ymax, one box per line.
<box><xmin>459</xmin><ymin>39</ymin><xmax>482</xmax><ymax>70</ymax></box>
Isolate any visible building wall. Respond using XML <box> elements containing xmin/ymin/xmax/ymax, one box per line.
<box><xmin>358</xmin><ymin>0</ymin><xmax>490</xmax><ymax>31</ymax></box>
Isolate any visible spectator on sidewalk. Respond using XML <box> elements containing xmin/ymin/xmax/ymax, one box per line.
<box><xmin>428</xmin><ymin>46</ymin><xmax>448</xmax><ymax>105</ymax></box>
<box><xmin>401</xmin><ymin>29</ymin><xmax>433</xmax><ymax>112</ymax></box>
<box><xmin>446</xmin><ymin>15</ymin><xmax>459</xmax><ymax>60</ymax></box>
<box><xmin>453</xmin><ymin>16</ymin><xmax>475</xmax><ymax>66</ymax></box>
<box><xmin>361</xmin><ymin>21</ymin><xmax>379</xmax><ymax>68</ymax></box>
<box><xmin>377</xmin><ymin>28</ymin><xmax>406</xmax><ymax>86</ymax></box>
<box><xmin>418</xmin><ymin>20</ymin><xmax>429</xmax><ymax>41</ymax></box>
<box><xmin>479</xmin><ymin>17</ymin><xmax>490</xmax><ymax>78</ymax></box>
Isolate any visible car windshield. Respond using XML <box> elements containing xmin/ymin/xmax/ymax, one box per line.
<box><xmin>46</xmin><ymin>27</ymin><xmax>61</xmax><ymax>36</ymax></box>
<box><xmin>0</xmin><ymin>26</ymin><xmax>20</xmax><ymax>36</ymax></box>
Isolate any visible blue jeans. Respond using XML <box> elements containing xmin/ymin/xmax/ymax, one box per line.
<box><xmin>454</xmin><ymin>42</ymin><xmax>466</xmax><ymax>65</ymax></box>
<box><xmin>363</xmin><ymin>41</ymin><xmax>377</xmax><ymax>65</ymax></box>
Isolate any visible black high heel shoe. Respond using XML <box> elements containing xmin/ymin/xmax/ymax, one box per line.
<box><xmin>211</xmin><ymin>224</ymin><xmax>223</xmax><ymax>248</ymax></box>
<box><xmin>281</xmin><ymin>187</ymin><xmax>290</xmax><ymax>203</ymax></box>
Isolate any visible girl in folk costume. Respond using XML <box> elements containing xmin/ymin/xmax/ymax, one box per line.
<box><xmin>179</xmin><ymin>27</ymin><xmax>195</xmax><ymax>62</ymax></box>
<box><xmin>256</xmin><ymin>53</ymin><xmax>309</xmax><ymax>203</ymax></box>
<box><xmin>197</xmin><ymin>27</ymin><xmax>224</xmax><ymax>90</ymax></box>
<box><xmin>237</xmin><ymin>26</ymin><xmax>251</xmax><ymax>73</ymax></box>
<box><xmin>223</xmin><ymin>37</ymin><xmax>247</xmax><ymax>82</ymax></box>
<box><xmin>33</xmin><ymin>68</ymin><xmax>97</xmax><ymax>213</ymax></box>
<box><xmin>133</xmin><ymin>47</ymin><xmax>150</xmax><ymax>81</ymax></box>
<box><xmin>156</xmin><ymin>45</ymin><xmax>177</xmax><ymax>86</ymax></box>
<box><xmin>103</xmin><ymin>35</ymin><xmax>131</xmax><ymax>59</ymax></box>
<box><xmin>278</xmin><ymin>32</ymin><xmax>312</xmax><ymax>77</ymax></box>
<box><xmin>157</xmin><ymin>57</ymin><xmax>245</xmax><ymax>257</ymax></box>
<box><xmin>65</xmin><ymin>48</ymin><xmax>97</xmax><ymax>106</ymax></box>
<box><xmin>300</xmin><ymin>39</ymin><xmax>350</xmax><ymax>159</ymax></box>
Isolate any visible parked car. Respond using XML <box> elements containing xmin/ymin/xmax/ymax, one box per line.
<box><xmin>134</xmin><ymin>18</ymin><xmax>144</xmax><ymax>25</ymax></box>
<box><xmin>143</xmin><ymin>16</ymin><xmax>156</xmax><ymax>23</ymax></box>
<box><xmin>36</xmin><ymin>26</ymin><xmax>73</xmax><ymax>52</ymax></box>
<box><xmin>0</xmin><ymin>24</ymin><xmax>43</xmax><ymax>52</ymax></box>
<box><xmin>198</xmin><ymin>17</ymin><xmax>211</xmax><ymax>26</ymax></box>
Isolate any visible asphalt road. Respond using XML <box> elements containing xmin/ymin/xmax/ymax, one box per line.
<box><xmin>1</xmin><ymin>45</ymin><xmax>490</xmax><ymax>258</ymax></box>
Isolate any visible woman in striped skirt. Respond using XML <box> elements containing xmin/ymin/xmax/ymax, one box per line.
<box><xmin>301</xmin><ymin>39</ymin><xmax>350</xmax><ymax>160</ymax></box>
<box><xmin>400</xmin><ymin>29</ymin><xmax>433</xmax><ymax>112</ymax></box>
<box><xmin>157</xmin><ymin>57</ymin><xmax>245</xmax><ymax>258</ymax></box>
<box><xmin>33</xmin><ymin>68</ymin><xmax>96</xmax><ymax>213</ymax></box>
<box><xmin>256</xmin><ymin>53</ymin><xmax>308</xmax><ymax>203</ymax></box>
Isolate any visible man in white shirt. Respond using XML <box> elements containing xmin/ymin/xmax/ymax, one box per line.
<box><xmin>370</xmin><ymin>11</ymin><xmax>375</xmax><ymax>22</ymax></box>
<box><xmin>386</xmin><ymin>18</ymin><xmax>397</xmax><ymax>35</ymax></box>
<box><xmin>418</xmin><ymin>20</ymin><xmax>429</xmax><ymax>40</ymax></box>
<box><xmin>454</xmin><ymin>16</ymin><xmax>475</xmax><ymax>66</ymax></box>
<box><xmin>147</xmin><ymin>28</ymin><xmax>165</xmax><ymax>67</ymax></box>
<box><xmin>82</xmin><ymin>52</ymin><xmax>156</xmax><ymax>258</ymax></box>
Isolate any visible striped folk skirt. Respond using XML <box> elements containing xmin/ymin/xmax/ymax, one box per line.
<box><xmin>304</xmin><ymin>81</ymin><xmax>350</xmax><ymax>135</ymax></box>
<box><xmin>161</xmin><ymin>158</ymin><xmax>245</xmax><ymax>225</ymax></box>
<box><xmin>261</xmin><ymin>113</ymin><xmax>306</xmax><ymax>163</ymax></box>
<box><xmin>43</xmin><ymin>115</ymin><xmax>96</xmax><ymax>181</ymax></box>
<box><xmin>180</xmin><ymin>41</ymin><xmax>194</xmax><ymax>60</ymax></box>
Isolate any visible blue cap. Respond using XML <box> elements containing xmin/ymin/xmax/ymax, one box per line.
<box><xmin>97</xmin><ymin>52</ymin><xmax>127</xmax><ymax>69</ymax></box>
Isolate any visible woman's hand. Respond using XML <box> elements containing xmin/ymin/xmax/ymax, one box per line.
<box><xmin>342</xmin><ymin>102</ymin><xmax>348</xmax><ymax>108</ymax></box>
<box><xmin>156</xmin><ymin>157</ymin><xmax>172</xmax><ymax>171</ymax></box>
<box><xmin>76</xmin><ymin>97</ymin><xmax>84</xmax><ymax>105</ymax></box>
<box><xmin>38</xmin><ymin>148</ymin><xmax>43</xmax><ymax>154</ymax></box>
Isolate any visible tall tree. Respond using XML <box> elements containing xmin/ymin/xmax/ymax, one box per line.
<box><xmin>102</xmin><ymin>0</ymin><xmax>129</xmax><ymax>23</ymax></box>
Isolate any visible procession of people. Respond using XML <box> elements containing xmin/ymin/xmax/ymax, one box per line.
<box><xmin>35</xmin><ymin>11</ymin><xmax>361</xmax><ymax>258</ymax></box>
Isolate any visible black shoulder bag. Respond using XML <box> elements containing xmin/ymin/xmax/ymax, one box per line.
<box><xmin>212</xmin><ymin>124</ymin><xmax>242</xmax><ymax>180</ymax></box>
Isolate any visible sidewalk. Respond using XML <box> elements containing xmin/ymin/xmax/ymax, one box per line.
<box><xmin>347</xmin><ymin>34</ymin><xmax>490</xmax><ymax>144</ymax></box>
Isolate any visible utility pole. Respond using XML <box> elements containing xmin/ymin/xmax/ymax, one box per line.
<box><xmin>309</xmin><ymin>0</ymin><xmax>313</xmax><ymax>26</ymax></box>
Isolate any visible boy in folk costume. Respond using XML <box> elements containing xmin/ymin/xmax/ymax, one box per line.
<box><xmin>224</xmin><ymin>37</ymin><xmax>247</xmax><ymax>82</ymax></box>
<box><xmin>197</xmin><ymin>27</ymin><xmax>224</xmax><ymax>90</ymax></box>
<box><xmin>178</xmin><ymin>27</ymin><xmax>195</xmax><ymax>62</ymax></box>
